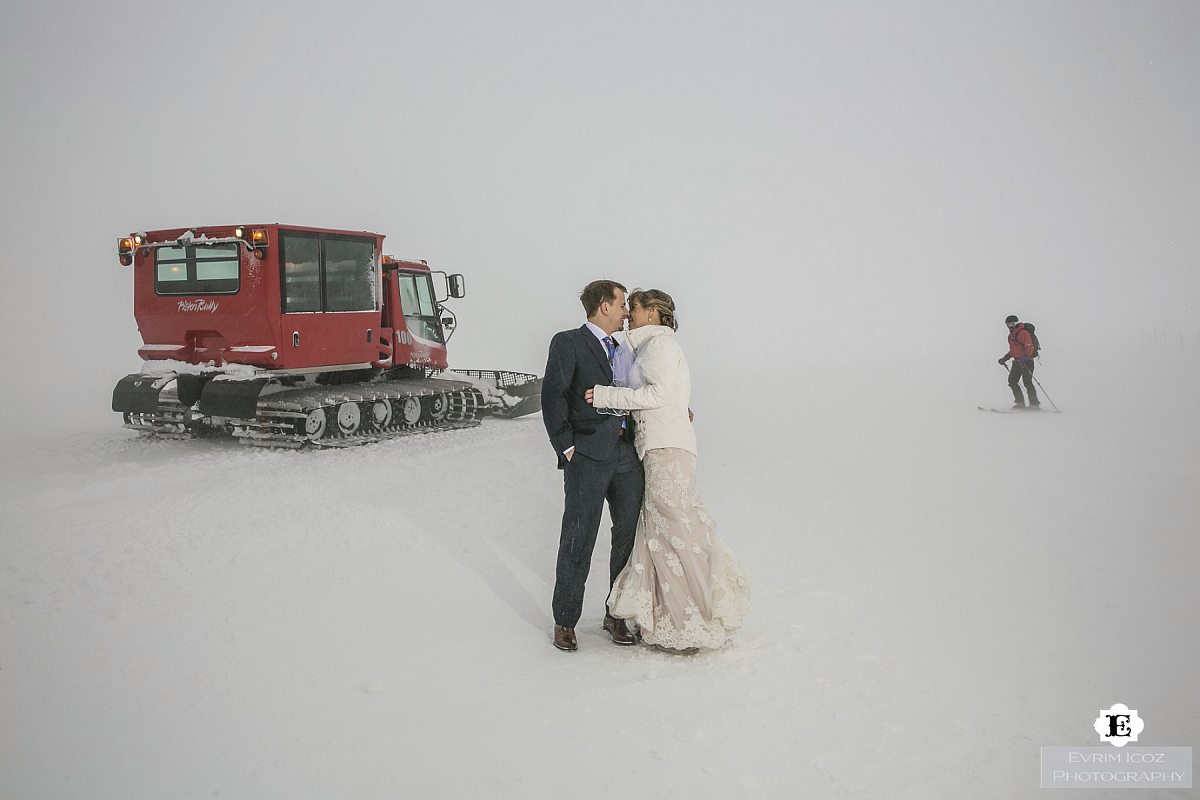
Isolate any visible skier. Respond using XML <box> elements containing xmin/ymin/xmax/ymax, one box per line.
<box><xmin>998</xmin><ymin>314</ymin><xmax>1040</xmax><ymax>410</ymax></box>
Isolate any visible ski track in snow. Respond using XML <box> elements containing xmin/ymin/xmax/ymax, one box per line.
<box><xmin>1</xmin><ymin>357</ymin><xmax>1198</xmax><ymax>799</ymax></box>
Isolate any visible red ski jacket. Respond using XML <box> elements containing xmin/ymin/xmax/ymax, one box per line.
<box><xmin>1006</xmin><ymin>324</ymin><xmax>1035</xmax><ymax>359</ymax></box>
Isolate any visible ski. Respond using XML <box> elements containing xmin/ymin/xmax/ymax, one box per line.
<box><xmin>977</xmin><ymin>406</ymin><xmax>1061</xmax><ymax>414</ymax></box>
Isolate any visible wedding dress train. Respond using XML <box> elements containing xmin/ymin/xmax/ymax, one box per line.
<box><xmin>607</xmin><ymin>448</ymin><xmax>750</xmax><ymax>650</ymax></box>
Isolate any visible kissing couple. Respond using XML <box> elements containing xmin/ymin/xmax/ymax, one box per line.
<box><xmin>541</xmin><ymin>280</ymin><xmax>750</xmax><ymax>653</ymax></box>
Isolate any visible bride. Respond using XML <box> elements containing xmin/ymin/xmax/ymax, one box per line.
<box><xmin>587</xmin><ymin>289</ymin><xmax>749</xmax><ymax>651</ymax></box>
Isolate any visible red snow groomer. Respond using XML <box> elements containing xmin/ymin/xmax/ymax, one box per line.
<box><xmin>112</xmin><ymin>224</ymin><xmax>541</xmax><ymax>447</ymax></box>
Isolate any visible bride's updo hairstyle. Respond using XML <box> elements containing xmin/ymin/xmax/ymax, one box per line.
<box><xmin>629</xmin><ymin>289</ymin><xmax>678</xmax><ymax>331</ymax></box>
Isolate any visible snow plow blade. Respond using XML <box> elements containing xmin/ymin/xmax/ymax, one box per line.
<box><xmin>447</xmin><ymin>369</ymin><xmax>543</xmax><ymax>418</ymax></box>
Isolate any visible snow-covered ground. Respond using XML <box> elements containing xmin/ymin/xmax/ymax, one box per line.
<box><xmin>2</xmin><ymin>347</ymin><xmax>1196</xmax><ymax>799</ymax></box>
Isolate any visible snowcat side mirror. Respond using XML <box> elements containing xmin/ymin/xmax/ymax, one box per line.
<box><xmin>439</xmin><ymin>306</ymin><xmax>458</xmax><ymax>338</ymax></box>
<box><xmin>430</xmin><ymin>270</ymin><xmax>450</xmax><ymax>302</ymax></box>
<box><xmin>448</xmin><ymin>274</ymin><xmax>466</xmax><ymax>298</ymax></box>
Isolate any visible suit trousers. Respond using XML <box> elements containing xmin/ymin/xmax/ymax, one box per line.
<box><xmin>552</xmin><ymin>438</ymin><xmax>644</xmax><ymax>628</ymax></box>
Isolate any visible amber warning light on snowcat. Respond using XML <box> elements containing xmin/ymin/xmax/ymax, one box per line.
<box><xmin>118</xmin><ymin>237</ymin><xmax>134</xmax><ymax>266</ymax></box>
<box><xmin>236</xmin><ymin>226</ymin><xmax>270</xmax><ymax>259</ymax></box>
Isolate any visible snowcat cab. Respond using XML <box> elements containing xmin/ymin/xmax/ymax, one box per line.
<box><xmin>112</xmin><ymin>224</ymin><xmax>540</xmax><ymax>447</ymax></box>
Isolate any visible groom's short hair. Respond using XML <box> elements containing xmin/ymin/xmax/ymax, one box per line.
<box><xmin>580</xmin><ymin>280</ymin><xmax>627</xmax><ymax>317</ymax></box>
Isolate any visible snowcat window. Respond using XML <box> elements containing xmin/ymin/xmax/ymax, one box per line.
<box><xmin>324</xmin><ymin>237</ymin><xmax>376</xmax><ymax>312</ymax></box>
<box><xmin>280</xmin><ymin>231</ymin><xmax>377</xmax><ymax>314</ymax></box>
<box><xmin>154</xmin><ymin>243</ymin><xmax>240</xmax><ymax>295</ymax></box>
<box><xmin>281</xmin><ymin>234</ymin><xmax>321</xmax><ymax>313</ymax></box>
<box><xmin>396</xmin><ymin>273</ymin><xmax>444</xmax><ymax>343</ymax></box>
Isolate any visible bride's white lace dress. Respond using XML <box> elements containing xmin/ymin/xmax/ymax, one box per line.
<box><xmin>607</xmin><ymin>447</ymin><xmax>750</xmax><ymax>650</ymax></box>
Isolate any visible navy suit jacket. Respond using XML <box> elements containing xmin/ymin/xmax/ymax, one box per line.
<box><xmin>541</xmin><ymin>325</ymin><xmax>625</xmax><ymax>469</ymax></box>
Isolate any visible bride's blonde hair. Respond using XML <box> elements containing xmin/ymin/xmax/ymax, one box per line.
<box><xmin>629</xmin><ymin>289</ymin><xmax>677</xmax><ymax>331</ymax></box>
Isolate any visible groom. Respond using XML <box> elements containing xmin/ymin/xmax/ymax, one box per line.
<box><xmin>542</xmin><ymin>280</ymin><xmax>644</xmax><ymax>652</ymax></box>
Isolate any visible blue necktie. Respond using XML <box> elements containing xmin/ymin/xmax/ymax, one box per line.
<box><xmin>602</xmin><ymin>336</ymin><xmax>627</xmax><ymax>434</ymax></box>
<box><xmin>602</xmin><ymin>336</ymin><xmax>616</xmax><ymax>364</ymax></box>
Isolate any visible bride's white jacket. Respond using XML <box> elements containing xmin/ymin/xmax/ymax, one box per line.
<box><xmin>591</xmin><ymin>324</ymin><xmax>697</xmax><ymax>459</ymax></box>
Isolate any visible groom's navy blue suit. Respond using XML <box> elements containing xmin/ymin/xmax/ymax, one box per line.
<box><xmin>542</xmin><ymin>325</ymin><xmax>644</xmax><ymax>629</ymax></box>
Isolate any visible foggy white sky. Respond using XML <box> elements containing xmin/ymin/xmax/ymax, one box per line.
<box><xmin>2</xmin><ymin>1</ymin><xmax>1198</xmax><ymax>426</ymax></box>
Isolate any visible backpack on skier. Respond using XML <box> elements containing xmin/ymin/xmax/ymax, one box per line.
<box><xmin>1021</xmin><ymin>323</ymin><xmax>1041</xmax><ymax>357</ymax></box>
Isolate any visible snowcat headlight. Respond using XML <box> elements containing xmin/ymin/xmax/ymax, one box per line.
<box><xmin>133</xmin><ymin>232</ymin><xmax>146</xmax><ymax>247</ymax></box>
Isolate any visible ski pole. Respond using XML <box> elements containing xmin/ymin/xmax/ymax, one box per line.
<box><xmin>1030</xmin><ymin>373</ymin><xmax>1060</xmax><ymax>412</ymax></box>
<box><xmin>999</xmin><ymin>361</ymin><xmax>1060</xmax><ymax>412</ymax></box>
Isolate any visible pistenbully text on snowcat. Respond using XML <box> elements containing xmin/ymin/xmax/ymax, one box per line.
<box><xmin>112</xmin><ymin>224</ymin><xmax>541</xmax><ymax>447</ymax></box>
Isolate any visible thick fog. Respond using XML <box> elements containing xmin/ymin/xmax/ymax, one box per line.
<box><xmin>1</xmin><ymin>1</ymin><xmax>1198</xmax><ymax>425</ymax></box>
<box><xmin>3</xmin><ymin>5</ymin><xmax>1199</xmax><ymax>796</ymax></box>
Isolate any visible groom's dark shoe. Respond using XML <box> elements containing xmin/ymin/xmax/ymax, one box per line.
<box><xmin>603</xmin><ymin>615</ymin><xmax>636</xmax><ymax>646</ymax></box>
<box><xmin>553</xmin><ymin>625</ymin><xmax>578</xmax><ymax>651</ymax></box>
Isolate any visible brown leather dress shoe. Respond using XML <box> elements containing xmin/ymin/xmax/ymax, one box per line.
<box><xmin>553</xmin><ymin>625</ymin><xmax>577</xmax><ymax>651</ymax></box>
<box><xmin>603</xmin><ymin>614</ymin><xmax>636</xmax><ymax>646</ymax></box>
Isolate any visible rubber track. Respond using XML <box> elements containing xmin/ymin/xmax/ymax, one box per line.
<box><xmin>124</xmin><ymin>378</ymin><xmax>485</xmax><ymax>449</ymax></box>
